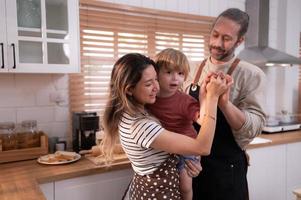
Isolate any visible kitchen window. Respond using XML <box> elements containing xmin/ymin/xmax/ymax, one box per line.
<box><xmin>69</xmin><ymin>0</ymin><xmax>214</xmax><ymax>118</ymax></box>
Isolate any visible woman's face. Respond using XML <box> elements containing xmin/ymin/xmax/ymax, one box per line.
<box><xmin>130</xmin><ymin>65</ymin><xmax>159</xmax><ymax>107</ymax></box>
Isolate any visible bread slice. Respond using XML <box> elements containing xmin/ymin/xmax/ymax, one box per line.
<box><xmin>54</xmin><ymin>151</ymin><xmax>77</xmax><ymax>161</ymax></box>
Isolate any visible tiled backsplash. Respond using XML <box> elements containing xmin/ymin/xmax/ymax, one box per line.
<box><xmin>0</xmin><ymin>74</ymin><xmax>69</xmax><ymax>140</ymax></box>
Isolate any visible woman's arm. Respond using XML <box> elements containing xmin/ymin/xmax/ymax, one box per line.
<box><xmin>151</xmin><ymin>75</ymin><xmax>227</xmax><ymax>156</ymax></box>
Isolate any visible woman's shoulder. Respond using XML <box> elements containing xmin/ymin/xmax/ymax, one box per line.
<box><xmin>121</xmin><ymin>112</ymin><xmax>160</xmax><ymax>126</ymax></box>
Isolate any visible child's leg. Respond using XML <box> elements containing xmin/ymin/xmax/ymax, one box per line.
<box><xmin>179</xmin><ymin>168</ymin><xmax>193</xmax><ymax>200</ymax></box>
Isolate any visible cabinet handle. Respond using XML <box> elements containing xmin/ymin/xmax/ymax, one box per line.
<box><xmin>11</xmin><ymin>43</ymin><xmax>16</xmax><ymax>69</ymax></box>
<box><xmin>0</xmin><ymin>43</ymin><xmax>4</xmax><ymax>69</ymax></box>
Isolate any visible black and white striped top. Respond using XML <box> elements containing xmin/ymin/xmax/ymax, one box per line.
<box><xmin>119</xmin><ymin>112</ymin><xmax>169</xmax><ymax>175</ymax></box>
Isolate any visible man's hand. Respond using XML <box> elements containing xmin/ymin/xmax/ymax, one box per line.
<box><xmin>218</xmin><ymin>74</ymin><xmax>233</xmax><ymax>109</ymax></box>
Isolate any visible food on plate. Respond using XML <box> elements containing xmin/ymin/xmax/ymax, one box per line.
<box><xmin>40</xmin><ymin>151</ymin><xmax>77</xmax><ymax>163</ymax></box>
<box><xmin>55</xmin><ymin>151</ymin><xmax>77</xmax><ymax>160</ymax></box>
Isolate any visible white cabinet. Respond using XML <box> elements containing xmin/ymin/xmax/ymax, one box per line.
<box><xmin>55</xmin><ymin>168</ymin><xmax>133</xmax><ymax>200</ymax></box>
<box><xmin>39</xmin><ymin>182</ymin><xmax>54</xmax><ymax>200</ymax></box>
<box><xmin>247</xmin><ymin>144</ymin><xmax>287</xmax><ymax>200</ymax></box>
<box><xmin>247</xmin><ymin>141</ymin><xmax>301</xmax><ymax>200</ymax></box>
<box><xmin>286</xmin><ymin>142</ymin><xmax>301</xmax><ymax>200</ymax></box>
<box><xmin>0</xmin><ymin>0</ymin><xmax>80</xmax><ymax>73</ymax></box>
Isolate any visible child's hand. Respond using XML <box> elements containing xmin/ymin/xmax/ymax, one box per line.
<box><xmin>184</xmin><ymin>157</ymin><xmax>202</xmax><ymax>177</ymax></box>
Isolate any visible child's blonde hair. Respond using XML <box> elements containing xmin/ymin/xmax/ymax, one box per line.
<box><xmin>154</xmin><ymin>48</ymin><xmax>190</xmax><ymax>80</ymax></box>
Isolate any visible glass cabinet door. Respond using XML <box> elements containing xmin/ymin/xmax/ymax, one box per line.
<box><xmin>17</xmin><ymin>0</ymin><xmax>43</xmax><ymax>64</ymax></box>
<box><xmin>4</xmin><ymin>0</ymin><xmax>78</xmax><ymax>73</ymax></box>
<box><xmin>45</xmin><ymin>0</ymin><xmax>70</xmax><ymax>65</ymax></box>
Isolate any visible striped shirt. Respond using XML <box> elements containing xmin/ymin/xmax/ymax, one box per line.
<box><xmin>119</xmin><ymin>112</ymin><xmax>169</xmax><ymax>175</ymax></box>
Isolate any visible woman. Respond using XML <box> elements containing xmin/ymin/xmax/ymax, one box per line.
<box><xmin>101</xmin><ymin>53</ymin><xmax>230</xmax><ymax>199</ymax></box>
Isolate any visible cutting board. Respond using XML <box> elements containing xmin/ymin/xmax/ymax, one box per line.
<box><xmin>85</xmin><ymin>153</ymin><xmax>129</xmax><ymax>165</ymax></box>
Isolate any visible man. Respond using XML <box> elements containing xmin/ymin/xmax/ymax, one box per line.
<box><xmin>191</xmin><ymin>8</ymin><xmax>266</xmax><ymax>200</ymax></box>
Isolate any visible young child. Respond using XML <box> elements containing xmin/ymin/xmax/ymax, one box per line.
<box><xmin>146</xmin><ymin>48</ymin><xmax>203</xmax><ymax>200</ymax></box>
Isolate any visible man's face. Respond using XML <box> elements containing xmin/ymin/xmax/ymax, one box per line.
<box><xmin>209</xmin><ymin>16</ymin><xmax>243</xmax><ymax>63</ymax></box>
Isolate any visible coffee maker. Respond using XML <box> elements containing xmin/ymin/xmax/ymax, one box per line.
<box><xmin>72</xmin><ymin>112</ymin><xmax>99</xmax><ymax>152</ymax></box>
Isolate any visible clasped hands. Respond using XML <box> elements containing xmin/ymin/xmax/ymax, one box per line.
<box><xmin>199</xmin><ymin>72</ymin><xmax>233</xmax><ymax>108</ymax></box>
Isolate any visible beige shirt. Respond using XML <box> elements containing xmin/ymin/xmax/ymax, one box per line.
<box><xmin>188</xmin><ymin>56</ymin><xmax>266</xmax><ymax>150</ymax></box>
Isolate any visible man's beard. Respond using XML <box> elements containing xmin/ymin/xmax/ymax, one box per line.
<box><xmin>209</xmin><ymin>43</ymin><xmax>237</xmax><ymax>61</ymax></box>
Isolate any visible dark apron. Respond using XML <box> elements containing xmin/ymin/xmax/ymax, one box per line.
<box><xmin>192</xmin><ymin>109</ymin><xmax>249</xmax><ymax>200</ymax></box>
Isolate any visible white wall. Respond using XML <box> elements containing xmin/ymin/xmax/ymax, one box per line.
<box><xmin>0</xmin><ymin>0</ymin><xmax>300</xmax><ymax>143</ymax></box>
<box><xmin>259</xmin><ymin>0</ymin><xmax>301</xmax><ymax>117</ymax></box>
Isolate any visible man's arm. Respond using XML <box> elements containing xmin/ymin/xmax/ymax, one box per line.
<box><xmin>219</xmin><ymin>101</ymin><xmax>246</xmax><ymax>130</ymax></box>
<box><xmin>218</xmin><ymin>67</ymin><xmax>266</xmax><ymax>149</ymax></box>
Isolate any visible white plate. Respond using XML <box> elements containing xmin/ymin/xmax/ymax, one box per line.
<box><xmin>37</xmin><ymin>153</ymin><xmax>81</xmax><ymax>165</ymax></box>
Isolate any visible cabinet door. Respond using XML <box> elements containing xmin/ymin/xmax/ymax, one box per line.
<box><xmin>39</xmin><ymin>182</ymin><xmax>54</xmax><ymax>200</ymax></box>
<box><xmin>286</xmin><ymin>142</ymin><xmax>301</xmax><ymax>200</ymax></box>
<box><xmin>5</xmin><ymin>0</ymin><xmax>79</xmax><ymax>73</ymax></box>
<box><xmin>247</xmin><ymin>145</ymin><xmax>287</xmax><ymax>200</ymax></box>
<box><xmin>0</xmin><ymin>0</ymin><xmax>8</xmax><ymax>72</ymax></box>
<box><xmin>55</xmin><ymin>168</ymin><xmax>133</xmax><ymax>200</ymax></box>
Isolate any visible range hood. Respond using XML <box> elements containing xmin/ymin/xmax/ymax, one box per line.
<box><xmin>238</xmin><ymin>0</ymin><xmax>301</xmax><ymax>66</ymax></box>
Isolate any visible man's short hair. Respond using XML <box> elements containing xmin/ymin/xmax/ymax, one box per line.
<box><xmin>214</xmin><ymin>8</ymin><xmax>249</xmax><ymax>38</ymax></box>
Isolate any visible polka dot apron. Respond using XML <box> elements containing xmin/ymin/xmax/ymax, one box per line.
<box><xmin>129</xmin><ymin>155</ymin><xmax>182</xmax><ymax>200</ymax></box>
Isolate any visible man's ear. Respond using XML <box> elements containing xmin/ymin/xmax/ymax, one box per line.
<box><xmin>236</xmin><ymin>36</ymin><xmax>245</xmax><ymax>47</ymax></box>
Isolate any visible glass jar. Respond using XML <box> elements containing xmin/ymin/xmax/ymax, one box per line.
<box><xmin>17</xmin><ymin>120</ymin><xmax>40</xmax><ymax>148</ymax></box>
<box><xmin>0</xmin><ymin>122</ymin><xmax>17</xmax><ymax>151</ymax></box>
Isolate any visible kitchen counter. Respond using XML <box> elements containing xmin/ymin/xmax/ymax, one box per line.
<box><xmin>247</xmin><ymin>130</ymin><xmax>301</xmax><ymax>149</ymax></box>
<box><xmin>0</xmin><ymin>156</ymin><xmax>131</xmax><ymax>200</ymax></box>
<box><xmin>1</xmin><ymin>130</ymin><xmax>301</xmax><ymax>199</ymax></box>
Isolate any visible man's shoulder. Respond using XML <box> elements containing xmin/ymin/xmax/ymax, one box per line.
<box><xmin>237</xmin><ymin>59</ymin><xmax>265</xmax><ymax>77</ymax></box>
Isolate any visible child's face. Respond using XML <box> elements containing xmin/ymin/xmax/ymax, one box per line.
<box><xmin>157</xmin><ymin>67</ymin><xmax>185</xmax><ymax>97</ymax></box>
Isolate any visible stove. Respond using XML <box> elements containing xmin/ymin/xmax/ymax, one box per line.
<box><xmin>262</xmin><ymin>123</ymin><xmax>301</xmax><ymax>133</ymax></box>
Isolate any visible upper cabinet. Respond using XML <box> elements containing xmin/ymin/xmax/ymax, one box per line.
<box><xmin>0</xmin><ymin>0</ymin><xmax>80</xmax><ymax>73</ymax></box>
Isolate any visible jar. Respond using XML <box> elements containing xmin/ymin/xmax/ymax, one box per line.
<box><xmin>0</xmin><ymin>122</ymin><xmax>17</xmax><ymax>151</ymax></box>
<box><xmin>17</xmin><ymin>120</ymin><xmax>40</xmax><ymax>148</ymax></box>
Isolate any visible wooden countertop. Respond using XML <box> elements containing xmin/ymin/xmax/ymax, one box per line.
<box><xmin>0</xmin><ymin>156</ymin><xmax>131</xmax><ymax>200</ymax></box>
<box><xmin>247</xmin><ymin>130</ymin><xmax>301</xmax><ymax>149</ymax></box>
<box><xmin>1</xmin><ymin>130</ymin><xmax>301</xmax><ymax>199</ymax></box>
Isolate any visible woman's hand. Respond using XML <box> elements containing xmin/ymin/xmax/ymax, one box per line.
<box><xmin>184</xmin><ymin>157</ymin><xmax>202</xmax><ymax>178</ymax></box>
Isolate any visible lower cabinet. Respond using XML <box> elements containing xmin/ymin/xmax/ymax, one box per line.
<box><xmin>286</xmin><ymin>142</ymin><xmax>301</xmax><ymax>200</ymax></box>
<box><xmin>40</xmin><ymin>168</ymin><xmax>133</xmax><ymax>200</ymax></box>
<box><xmin>247</xmin><ymin>141</ymin><xmax>301</xmax><ymax>200</ymax></box>
<box><xmin>40</xmin><ymin>182</ymin><xmax>55</xmax><ymax>200</ymax></box>
<box><xmin>247</xmin><ymin>144</ymin><xmax>286</xmax><ymax>200</ymax></box>
<box><xmin>55</xmin><ymin>168</ymin><xmax>133</xmax><ymax>200</ymax></box>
